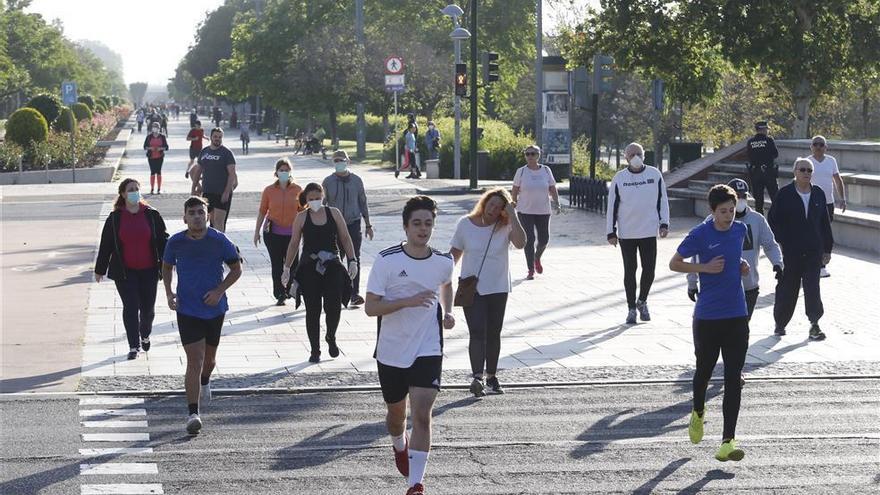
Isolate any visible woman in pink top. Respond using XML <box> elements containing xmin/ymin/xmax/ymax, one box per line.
<box><xmin>142</xmin><ymin>122</ymin><xmax>169</xmax><ymax>194</ymax></box>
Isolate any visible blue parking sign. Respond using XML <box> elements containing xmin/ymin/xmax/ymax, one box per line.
<box><xmin>61</xmin><ymin>81</ymin><xmax>77</xmax><ymax>105</ymax></box>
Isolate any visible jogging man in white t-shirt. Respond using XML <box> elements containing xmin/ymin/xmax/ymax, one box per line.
<box><xmin>364</xmin><ymin>195</ymin><xmax>455</xmax><ymax>495</ymax></box>
<box><xmin>807</xmin><ymin>135</ymin><xmax>846</xmax><ymax>277</ymax></box>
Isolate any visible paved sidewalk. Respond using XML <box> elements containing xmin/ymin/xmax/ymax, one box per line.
<box><xmin>76</xmin><ymin>118</ymin><xmax>880</xmax><ymax>385</ymax></box>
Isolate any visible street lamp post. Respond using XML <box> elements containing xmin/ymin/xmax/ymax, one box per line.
<box><xmin>443</xmin><ymin>5</ymin><xmax>470</xmax><ymax>180</ymax></box>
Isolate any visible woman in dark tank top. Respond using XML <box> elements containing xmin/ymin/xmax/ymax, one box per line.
<box><xmin>282</xmin><ymin>183</ymin><xmax>358</xmax><ymax>363</ymax></box>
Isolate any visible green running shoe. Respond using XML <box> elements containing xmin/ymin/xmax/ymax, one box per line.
<box><xmin>715</xmin><ymin>439</ymin><xmax>744</xmax><ymax>461</ymax></box>
<box><xmin>689</xmin><ymin>410</ymin><xmax>704</xmax><ymax>444</ymax></box>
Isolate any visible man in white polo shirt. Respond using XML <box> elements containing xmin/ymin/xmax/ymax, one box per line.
<box><xmin>806</xmin><ymin>135</ymin><xmax>846</xmax><ymax>277</ymax></box>
<box><xmin>364</xmin><ymin>195</ymin><xmax>455</xmax><ymax>495</ymax></box>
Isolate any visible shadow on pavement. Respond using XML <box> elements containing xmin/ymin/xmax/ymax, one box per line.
<box><xmin>678</xmin><ymin>469</ymin><xmax>735</xmax><ymax>494</ymax></box>
<box><xmin>632</xmin><ymin>457</ymin><xmax>691</xmax><ymax>494</ymax></box>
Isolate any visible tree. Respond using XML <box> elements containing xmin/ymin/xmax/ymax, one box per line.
<box><xmin>128</xmin><ymin>82</ymin><xmax>147</xmax><ymax>106</ymax></box>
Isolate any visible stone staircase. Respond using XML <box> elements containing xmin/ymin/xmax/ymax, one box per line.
<box><xmin>666</xmin><ymin>140</ymin><xmax>880</xmax><ymax>254</ymax></box>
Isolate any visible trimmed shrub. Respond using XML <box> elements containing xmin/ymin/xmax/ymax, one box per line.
<box><xmin>26</xmin><ymin>94</ymin><xmax>63</xmax><ymax>125</ymax></box>
<box><xmin>336</xmin><ymin>114</ymin><xmax>387</xmax><ymax>142</ymax></box>
<box><xmin>383</xmin><ymin>116</ymin><xmax>534</xmax><ymax>180</ymax></box>
<box><xmin>97</xmin><ymin>96</ymin><xmax>112</xmax><ymax>108</ymax></box>
<box><xmin>109</xmin><ymin>95</ymin><xmax>121</xmax><ymax>106</ymax></box>
<box><xmin>77</xmin><ymin>94</ymin><xmax>96</xmax><ymax>111</ymax></box>
<box><xmin>4</xmin><ymin>108</ymin><xmax>49</xmax><ymax>148</ymax></box>
<box><xmin>72</xmin><ymin>102</ymin><xmax>93</xmax><ymax>121</ymax></box>
<box><xmin>53</xmin><ymin>106</ymin><xmax>77</xmax><ymax>133</ymax></box>
<box><xmin>94</xmin><ymin>101</ymin><xmax>108</xmax><ymax>114</ymax></box>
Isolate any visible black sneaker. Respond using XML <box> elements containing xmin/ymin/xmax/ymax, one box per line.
<box><xmin>809</xmin><ymin>323</ymin><xmax>826</xmax><ymax>341</ymax></box>
<box><xmin>127</xmin><ymin>348</ymin><xmax>139</xmax><ymax>360</ymax></box>
<box><xmin>469</xmin><ymin>377</ymin><xmax>486</xmax><ymax>397</ymax></box>
<box><xmin>350</xmin><ymin>295</ymin><xmax>365</xmax><ymax>306</ymax></box>
<box><xmin>275</xmin><ymin>297</ymin><xmax>286</xmax><ymax>306</ymax></box>
<box><xmin>774</xmin><ymin>326</ymin><xmax>786</xmax><ymax>336</ymax></box>
<box><xmin>140</xmin><ymin>338</ymin><xmax>151</xmax><ymax>352</ymax></box>
<box><xmin>486</xmin><ymin>376</ymin><xmax>505</xmax><ymax>394</ymax></box>
<box><xmin>308</xmin><ymin>351</ymin><xmax>321</xmax><ymax>363</ymax></box>
<box><xmin>326</xmin><ymin>338</ymin><xmax>340</xmax><ymax>358</ymax></box>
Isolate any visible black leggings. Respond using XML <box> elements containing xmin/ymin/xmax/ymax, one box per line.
<box><xmin>263</xmin><ymin>231</ymin><xmax>294</xmax><ymax>300</ymax></box>
<box><xmin>692</xmin><ymin>316</ymin><xmax>749</xmax><ymax>440</ymax></box>
<box><xmin>299</xmin><ymin>262</ymin><xmax>343</xmax><ymax>354</ymax></box>
<box><xmin>148</xmin><ymin>157</ymin><xmax>164</xmax><ymax>175</ymax></box>
<box><xmin>517</xmin><ymin>212</ymin><xmax>550</xmax><ymax>271</ymax></box>
<box><xmin>463</xmin><ymin>292</ymin><xmax>509</xmax><ymax>377</ymax></box>
<box><xmin>114</xmin><ymin>268</ymin><xmax>158</xmax><ymax>350</ymax></box>
<box><xmin>619</xmin><ymin>237</ymin><xmax>657</xmax><ymax>308</ymax></box>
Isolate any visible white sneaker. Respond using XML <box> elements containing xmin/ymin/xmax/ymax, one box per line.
<box><xmin>200</xmin><ymin>382</ymin><xmax>212</xmax><ymax>404</ymax></box>
<box><xmin>820</xmin><ymin>267</ymin><xmax>830</xmax><ymax>278</ymax></box>
<box><xmin>186</xmin><ymin>413</ymin><xmax>202</xmax><ymax>435</ymax></box>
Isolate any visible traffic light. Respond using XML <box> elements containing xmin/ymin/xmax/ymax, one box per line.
<box><xmin>592</xmin><ymin>54</ymin><xmax>614</xmax><ymax>93</ymax></box>
<box><xmin>482</xmin><ymin>51</ymin><xmax>499</xmax><ymax>84</ymax></box>
<box><xmin>455</xmin><ymin>63</ymin><xmax>467</xmax><ymax>97</ymax></box>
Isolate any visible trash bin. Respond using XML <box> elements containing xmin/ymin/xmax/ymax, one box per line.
<box><xmin>425</xmin><ymin>159</ymin><xmax>440</xmax><ymax>179</ymax></box>
<box><xmin>668</xmin><ymin>142</ymin><xmax>703</xmax><ymax>170</ymax></box>
<box><xmin>476</xmin><ymin>150</ymin><xmax>490</xmax><ymax>179</ymax></box>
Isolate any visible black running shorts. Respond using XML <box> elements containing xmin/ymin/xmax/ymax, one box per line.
<box><xmin>377</xmin><ymin>356</ymin><xmax>442</xmax><ymax>404</ymax></box>
<box><xmin>177</xmin><ymin>312</ymin><xmax>224</xmax><ymax>346</ymax></box>
<box><xmin>204</xmin><ymin>192</ymin><xmax>232</xmax><ymax>213</ymax></box>
<box><xmin>189</xmin><ymin>148</ymin><xmax>200</xmax><ymax>160</ymax></box>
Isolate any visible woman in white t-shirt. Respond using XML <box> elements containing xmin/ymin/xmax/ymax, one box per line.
<box><xmin>511</xmin><ymin>145</ymin><xmax>561</xmax><ymax>280</ymax></box>
<box><xmin>450</xmin><ymin>188</ymin><xmax>526</xmax><ymax>397</ymax></box>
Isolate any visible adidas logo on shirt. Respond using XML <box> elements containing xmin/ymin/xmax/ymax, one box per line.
<box><xmin>398</xmin><ymin>270</ymin><xmax>408</xmax><ymax>277</ymax></box>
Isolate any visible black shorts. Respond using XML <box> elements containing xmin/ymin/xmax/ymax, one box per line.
<box><xmin>148</xmin><ymin>157</ymin><xmax>164</xmax><ymax>175</ymax></box>
<box><xmin>204</xmin><ymin>192</ymin><xmax>232</xmax><ymax>213</ymax></box>
<box><xmin>189</xmin><ymin>148</ymin><xmax>200</xmax><ymax>160</ymax></box>
<box><xmin>177</xmin><ymin>312</ymin><xmax>224</xmax><ymax>346</ymax></box>
<box><xmin>377</xmin><ymin>356</ymin><xmax>442</xmax><ymax>404</ymax></box>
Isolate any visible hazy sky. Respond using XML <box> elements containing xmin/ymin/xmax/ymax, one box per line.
<box><xmin>26</xmin><ymin>0</ymin><xmax>595</xmax><ymax>86</ymax></box>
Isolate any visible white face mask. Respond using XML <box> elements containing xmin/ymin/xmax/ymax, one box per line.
<box><xmin>308</xmin><ymin>199</ymin><xmax>323</xmax><ymax>211</ymax></box>
<box><xmin>736</xmin><ymin>198</ymin><xmax>748</xmax><ymax>213</ymax></box>
<box><xmin>629</xmin><ymin>155</ymin><xmax>644</xmax><ymax>168</ymax></box>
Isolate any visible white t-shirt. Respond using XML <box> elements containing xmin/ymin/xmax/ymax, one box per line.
<box><xmin>449</xmin><ymin>216</ymin><xmax>512</xmax><ymax>295</ymax></box>
<box><xmin>513</xmin><ymin>165</ymin><xmax>555</xmax><ymax>215</ymax></box>
<box><xmin>798</xmin><ymin>190</ymin><xmax>811</xmax><ymax>218</ymax></box>
<box><xmin>808</xmin><ymin>155</ymin><xmax>839</xmax><ymax>204</ymax></box>
<box><xmin>366</xmin><ymin>244</ymin><xmax>454</xmax><ymax>369</ymax></box>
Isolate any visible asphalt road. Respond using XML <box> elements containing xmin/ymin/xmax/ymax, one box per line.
<box><xmin>2</xmin><ymin>379</ymin><xmax>878</xmax><ymax>494</ymax></box>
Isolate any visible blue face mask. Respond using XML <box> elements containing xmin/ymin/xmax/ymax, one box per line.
<box><xmin>126</xmin><ymin>191</ymin><xmax>141</xmax><ymax>204</ymax></box>
<box><xmin>334</xmin><ymin>161</ymin><xmax>347</xmax><ymax>173</ymax></box>
<box><xmin>277</xmin><ymin>171</ymin><xmax>290</xmax><ymax>183</ymax></box>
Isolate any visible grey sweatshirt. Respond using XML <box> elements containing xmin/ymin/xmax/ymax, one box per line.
<box><xmin>687</xmin><ymin>208</ymin><xmax>783</xmax><ymax>291</ymax></box>
<box><xmin>322</xmin><ymin>172</ymin><xmax>370</xmax><ymax>225</ymax></box>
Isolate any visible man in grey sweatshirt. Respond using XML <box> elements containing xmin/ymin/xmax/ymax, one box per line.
<box><xmin>688</xmin><ymin>179</ymin><xmax>783</xmax><ymax>320</ymax></box>
<box><xmin>322</xmin><ymin>150</ymin><xmax>373</xmax><ymax>306</ymax></box>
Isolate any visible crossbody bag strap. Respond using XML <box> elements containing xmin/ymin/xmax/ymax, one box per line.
<box><xmin>475</xmin><ymin>222</ymin><xmax>498</xmax><ymax>279</ymax></box>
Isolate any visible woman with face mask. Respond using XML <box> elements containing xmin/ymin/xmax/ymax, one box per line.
<box><xmin>281</xmin><ymin>183</ymin><xmax>358</xmax><ymax>363</ymax></box>
<box><xmin>95</xmin><ymin>178</ymin><xmax>169</xmax><ymax>360</ymax></box>
<box><xmin>254</xmin><ymin>158</ymin><xmax>304</xmax><ymax>305</ymax></box>
<box><xmin>142</xmin><ymin>123</ymin><xmax>169</xmax><ymax>195</ymax></box>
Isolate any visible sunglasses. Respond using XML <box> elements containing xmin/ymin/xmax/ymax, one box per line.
<box><xmin>333</xmin><ymin>159</ymin><xmax>345</xmax><ymax>163</ymax></box>
<box><xmin>798</xmin><ymin>168</ymin><xmax>813</xmax><ymax>173</ymax></box>
<box><xmin>812</xmin><ymin>142</ymin><xmax>825</xmax><ymax>147</ymax></box>
<box><xmin>525</xmin><ymin>152</ymin><xmax>539</xmax><ymax>156</ymax></box>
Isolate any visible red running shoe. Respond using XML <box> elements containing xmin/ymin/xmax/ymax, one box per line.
<box><xmin>526</xmin><ymin>270</ymin><xmax>535</xmax><ymax>280</ymax></box>
<box><xmin>534</xmin><ymin>258</ymin><xmax>544</xmax><ymax>274</ymax></box>
<box><xmin>393</xmin><ymin>438</ymin><xmax>409</xmax><ymax>477</ymax></box>
<box><xmin>405</xmin><ymin>484</ymin><xmax>425</xmax><ymax>495</ymax></box>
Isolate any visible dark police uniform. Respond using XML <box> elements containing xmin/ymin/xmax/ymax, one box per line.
<box><xmin>745</xmin><ymin>122</ymin><xmax>779</xmax><ymax>214</ymax></box>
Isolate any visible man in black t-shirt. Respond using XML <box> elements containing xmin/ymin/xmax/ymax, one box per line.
<box><xmin>190</xmin><ymin>128</ymin><xmax>237</xmax><ymax>232</ymax></box>
<box><xmin>746</xmin><ymin>121</ymin><xmax>779</xmax><ymax>215</ymax></box>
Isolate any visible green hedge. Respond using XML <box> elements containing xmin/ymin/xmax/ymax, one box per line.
<box><xmin>5</xmin><ymin>108</ymin><xmax>49</xmax><ymax>148</ymax></box>
<box><xmin>26</xmin><ymin>94</ymin><xmax>63</xmax><ymax>125</ymax></box>
<box><xmin>335</xmin><ymin>114</ymin><xmax>387</xmax><ymax>142</ymax></box>
<box><xmin>77</xmin><ymin>94</ymin><xmax>96</xmax><ymax>111</ymax></box>
<box><xmin>53</xmin><ymin>106</ymin><xmax>76</xmax><ymax>133</ymax></box>
<box><xmin>72</xmin><ymin>102</ymin><xmax>93</xmax><ymax>121</ymax></box>
<box><xmin>383</xmin><ymin>116</ymin><xmax>534</xmax><ymax>180</ymax></box>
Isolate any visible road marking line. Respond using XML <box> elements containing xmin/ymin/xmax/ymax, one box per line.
<box><xmin>80</xmin><ymin>409</ymin><xmax>147</xmax><ymax>417</ymax></box>
<box><xmin>79</xmin><ymin>448</ymin><xmax>153</xmax><ymax>456</ymax></box>
<box><xmin>80</xmin><ymin>398</ymin><xmax>145</xmax><ymax>405</ymax></box>
<box><xmin>82</xmin><ymin>420</ymin><xmax>149</xmax><ymax>428</ymax></box>
<box><xmin>80</xmin><ymin>483</ymin><xmax>164</xmax><ymax>494</ymax></box>
<box><xmin>80</xmin><ymin>463</ymin><xmax>158</xmax><ymax>475</ymax></box>
<box><xmin>82</xmin><ymin>433</ymin><xmax>150</xmax><ymax>442</ymax></box>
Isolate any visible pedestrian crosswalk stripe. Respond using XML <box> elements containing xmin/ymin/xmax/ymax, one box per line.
<box><xmin>80</xmin><ymin>409</ymin><xmax>147</xmax><ymax>417</ymax></box>
<box><xmin>82</xmin><ymin>433</ymin><xmax>150</xmax><ymax>442</ymax></box>
<box><xmin>81</xmin><ymin>483</ymin><xmax>164</xmax><ymax>494</ymax></box>
<box><xmin>82</xmin><ymin>420</ymin><xmax>149</xmax><ymax>428</ymax></box>
<box><xmin>80</xmin><ymin>398</ymin><xmax>145</xmax><ymax>406</ymax></box>
<box><xmin>81</xmin><ymin>463</ymin><xmax>159</xmax><ymax>475</ymax></box>
<box><xmin>79</xmin><ymin>448</ymin><xmax>153</xmax><ymax>456</ymax></box>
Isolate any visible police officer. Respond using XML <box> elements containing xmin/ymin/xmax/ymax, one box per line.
<box><xmin>746</xmin><ymin>121</ymin><xmax>779</xmax><ymax>215</ymax></box>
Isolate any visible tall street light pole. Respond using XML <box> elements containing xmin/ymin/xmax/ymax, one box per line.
<box><xmin>443</xmin><ymin>5</ymin><xmax>468</xmax><ymax>180</ymax></box>
<box><xmin>355</xmin><ymin>0</ymin><xmax>366</xmax><ymax>159</ymax></box>
<box><xmin>469</xmin><ymin>0</ymin><xmax>479</xmax><ymax>190</ymax></box>
<box><xmin>535</xmin><ymin>0</ymin><xmax>543</xmax><ymax>148</ymax></box>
